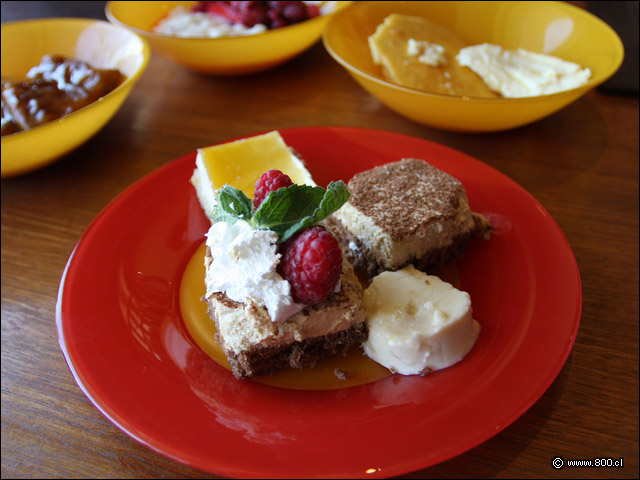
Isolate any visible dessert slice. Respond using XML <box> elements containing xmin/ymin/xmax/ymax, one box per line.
<box><xmin>368</xmin><ymin>13</ymin><xmax>497</xmax><ymax>98</ymax></box>
<box><xmin>329</xmin><ymin>158</ymin><xmax>491</xmax><ymax>277</ymax></box>
<box><xmin>191</xmin><ymin>137</ymin><xmax>367</xmax><ymax>379</ymax></box>
<box><xmin>363</xmin><ymin>265</ymin><xmax>480</xmax><ymax>376</ymax></box>
<box><xmin>204</xmin><ymin>251</ymin><xmax>367</xmax><ymax>378</ymax></box>
<box><xmin>202</xmin><ymin>179</ymin><xmax>367</xmax><ymax>379</ymax></box>
<box><xmin>191</xmin><ymin>130</ymin><xmax>315</xmax><ymax>219</ymax></box>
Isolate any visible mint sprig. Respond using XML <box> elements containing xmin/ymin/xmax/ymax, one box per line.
<box><xmin>209</xmin><ymin>181</ymin><xmax>350</xmax><ymax>242</ymax></box>
<box><xmin>209</xmin><ymin>185</ymin><xmax>253</xmax><ymax>225</ymax></box>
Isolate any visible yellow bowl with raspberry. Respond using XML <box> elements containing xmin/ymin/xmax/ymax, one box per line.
<box><xmin>106</xmin><ymin>1</ymin><xmax>352</xmax><ymax>75</ymax></box>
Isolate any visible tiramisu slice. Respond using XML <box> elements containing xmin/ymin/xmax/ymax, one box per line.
<box><xmin>330</xmin><ymin>158</ymin><xmax>491</xmax><ymax>277</ymax></box>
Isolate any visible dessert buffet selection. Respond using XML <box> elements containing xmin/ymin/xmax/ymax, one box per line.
<box><xmin>189</xmin><ymin>130</ymin><xmax>491</xmax><ymax>383</ymax></box>
<box><xmin>4</xmin><ymin>0</ymin><xmax>634</xmax><ymax>478</ymax></box>
<box><xmin>177</xmin><ymin>7</ymin><xmax>591</xmax><ymax>382</ymax></box>
<box><xmin>369</xmin><ymin>13</ymin><xmax>591</xmax><ymax>98</ymax></box>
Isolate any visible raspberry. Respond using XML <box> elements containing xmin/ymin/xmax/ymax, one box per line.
<box><xmin>253</xmin><ymin>169</ymin><xmax>293</xmax><ymax>209</ymax></box>
<box><xmin>278</xmin><ymin>226</ymin><xmax>342</xmax><ymax>305</ymax></box>
<box><xmin>280</xmin><ymin>1</ymin><xmax>307</xmax><ymax>22</ymax></box>
<box><xmin>230</xmin><ymin>1</ymin><xmax>269</xmax><ymax>27</ymax></box>
<box><xmin>195</xmin><ymin>1</ymin><xmax>315</xmax><ymax>29</ymax></box>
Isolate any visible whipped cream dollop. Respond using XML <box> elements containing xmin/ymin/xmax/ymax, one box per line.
<box><xmin>153</xmin><ymin>6</ymin><xmax>268</xmax><ymax>38</ymax></box>
<box><xmin>363</xmin><ymin>265</ymin><xmax>480</xmax><ymax>375</ymax></box>
<box><xmin>205</xmin><ymin>220</ymin><xmax>303</xmax><ymax>323</ymax></box>
<box><xmin>456</xmin><ymin>43</ymin><xmax>591</xmax><ymax>98</ymax></box>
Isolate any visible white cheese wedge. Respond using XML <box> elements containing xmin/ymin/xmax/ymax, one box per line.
<box><xmin>363</xmin><ymin>265</ymin><xmax>480</xmax><ymax>375</ymax></box>
<box><xmin>456</xmin><ymin>43</ymin><xmax>591</xmax><ymax>98</ymax></box>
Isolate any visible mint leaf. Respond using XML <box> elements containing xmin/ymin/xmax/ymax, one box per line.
<box><xmin>320</xmin><ymin>181</ymin><xmax>352</xmax><ymax>219</ymax></box>
<box><xmin>251</xmin><ymin>184</ymin><xmax>324</xmax><ymax>232</ymax></box>
<box><xmin>209</xmin><ymin>185</ymin><xmax>253</xmax><ymax>224</ymax></box>
<box><xmin>251</xmin><ymin>181</ymin><xmax>350</xmax><ymax>241</ymax></box>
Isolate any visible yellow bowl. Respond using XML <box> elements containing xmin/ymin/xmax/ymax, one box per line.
<box><xmin>1</xmin><ymin>18</ymin><xmax>149</xmax><ymax>178</ymax></box>
<box><xmin>322</xmin><ymin>1</ymin><xmax>624</xmax><ymax>132</ymax></box>
<box><xmin>106</xmin><ymin>1</ymin><xmax>351</xmax><ymax>75</ymax></box>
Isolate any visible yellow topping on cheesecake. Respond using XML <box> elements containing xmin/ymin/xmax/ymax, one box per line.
<box><xmin>191</xmin><ymin>130</ymin><xmax>315</xmax><ymax>218</ymax></box>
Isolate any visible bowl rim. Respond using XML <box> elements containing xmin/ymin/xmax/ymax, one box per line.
<box><xmin>1</xmin><ymin>17</ymin><xmax>150</xmax><ymax>144</ymax></box>
<box><xmin>322</xmin><ymin>0</ymin><xmax>625</xmax><ymax>103</ymax></box>
<box><xmin>104</xmin><ymin>0</ymin><xmax>348</xmax><ymax>43</ymax></box>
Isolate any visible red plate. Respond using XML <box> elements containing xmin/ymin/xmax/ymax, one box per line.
<box><xmin>56</xmin><ymin>127</ymin><xmax>582</xmax><ymax>478</ymax></box>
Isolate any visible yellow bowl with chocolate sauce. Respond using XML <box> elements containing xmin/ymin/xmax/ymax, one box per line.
<box><xmin>1</xmin><ymin>18</ymin><xmax>149</xmax><ymax>178</ymax></box>
<box><xmin>322</xmin><ymin>1</ymin><xmax>624</xmax><ymax>132</ymax></box>
<box><xmin>106</xmin><ymin>1</ymin><xmax>352</xmax><ymax>75</ymax></box>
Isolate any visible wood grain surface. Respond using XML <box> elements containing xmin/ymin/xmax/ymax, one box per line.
<box><xmin>2</xmin><ymin>2</ymin><xmax>638</xmax><ymax>479</ymax></box>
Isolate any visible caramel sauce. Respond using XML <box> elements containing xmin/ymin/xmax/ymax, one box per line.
<box><xmin>1</xmin><ymin>55</ymin><xmax>125</xmax><ymax>136</ymax></box>
<box><xmin>179</xmin><ymin>242</ymin><xmax>461</xmax><ymax>390</ymax></box>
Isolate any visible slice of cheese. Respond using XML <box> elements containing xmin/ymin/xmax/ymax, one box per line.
<box><xmin>368</xmin><ymin>13</ymin><xmax>497</xmax><ymax>98</ymax></box>
<box><xmin>191</xmin><ymin>131</ymin><xmax>315</xmax><ymax>218</ymax></box>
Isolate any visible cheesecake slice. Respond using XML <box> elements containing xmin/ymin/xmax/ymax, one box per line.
<box><xmin>191</xmin><ymin>130</ymin><xmax>315</xmax><ymax>219</ymax></box>
<box><xmin>368</xmin><ymin>13</ymin><xmax>497</xmax><ymax>98</ymax></box>
<box><xmin>191</xmin><ymin>131</ymin><xmax>367</xmax><ymax>379</ymax></box>
<box><xmin>329</xmin><ymin>158</ymin><xmax>491</xmax><ymax>277</ymax></box>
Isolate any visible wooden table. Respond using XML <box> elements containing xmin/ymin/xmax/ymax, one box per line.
<box><xmin>2</xmin><ymin>2</ymin><xmax>638</xmax><ymax>478</ymax></box>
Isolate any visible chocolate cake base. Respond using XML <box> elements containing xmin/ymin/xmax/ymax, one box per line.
<box><xmin>215</xmin><ymin>321</ymin><xmax>368</xmax><ymax>379</ymax></box>
<box><xmin>328</xmin><ymin>214</ymin><xmax>490</xmax><ymax>277</ymax></box>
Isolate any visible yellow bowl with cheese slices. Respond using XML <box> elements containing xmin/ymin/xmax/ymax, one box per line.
<box><xmin>106</xmin><ymin>1</ymin><xmax>352</xmax><ymax>75</ymax></box>
<box><xmin>322</xmin><ymin>1</ymin><xmax>624</xmax><ymax>132</ymax></box>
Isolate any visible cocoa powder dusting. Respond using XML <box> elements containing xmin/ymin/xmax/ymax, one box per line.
<box><xmin>346</xmin><ymin>159</ymin><xmax>467</xmax><ymax>241</ymax></box>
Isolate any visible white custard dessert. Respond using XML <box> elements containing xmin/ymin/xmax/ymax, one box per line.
<box><xmin>363</xmin><ymin>265</ymin><xmax>480</xmax><ymax>375</ymax></box>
